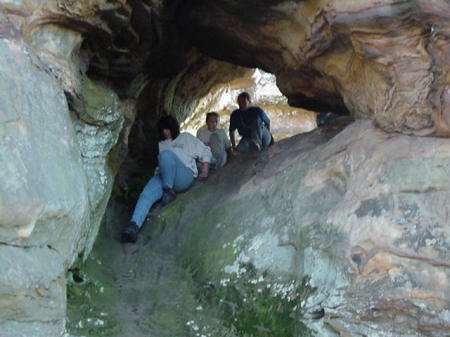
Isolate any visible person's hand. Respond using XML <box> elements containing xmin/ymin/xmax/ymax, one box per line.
<box><xmin>198</xmin><ymin>172</ymin><xmax>208</xmax><ymax>181</ymax></box>
<box><xmin>205</xmin><ymin>141</ymin><xmax>211</xmax><ymax>147</ymax></box>
<box><xmin>198</xmin><ymin>162</ymin><xmax>209</xmax><ymax>180</ymax></box>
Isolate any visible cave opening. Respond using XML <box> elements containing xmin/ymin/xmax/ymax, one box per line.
<box><xmin>180</xmin><ymin>68</ymin><xmax>318</xmax><ymax>140</ymax></box>
<box><xmin>63</xmin><ymin>3</ymin><xmax>342</xmax><ymax>335</ymax></box>
<box><xmin>122</xmin><ymin>65</ymin><xmax>320</xmax><ymax>184</ymax></box>
<box><xmin>66</xmin><ymin>49</ymin><xmax>324</xmax><ymax>337</ymax></box>
<box><xmin>3</xmin><ymin>1</ymin><xmax>449</xmax><ymax>337</ymax></box>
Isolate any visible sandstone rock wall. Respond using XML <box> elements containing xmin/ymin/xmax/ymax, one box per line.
<box><xmin>0</xmin><ymin>2</ymin><xmax>135</xmax><ymax>336</ymax></box>
<box><xmin>181</xmin><ymin>0</ymin><xmax>450</xmax><ymax>136</ymax></box>
<box><xmin>6</xmin><ymin>0</ymin><xmax>450</xmax><ymax>137</ymax></box>
<box><xmin>0</xmin><ymin>38</ymin><xmax>86</xmax><ymax>337</ymax></box>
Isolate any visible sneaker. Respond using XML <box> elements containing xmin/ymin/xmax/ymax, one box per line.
<box><xmin>161</xmin><ymin>187</ymin><xmax>176</xmax><ymax>206</ymax></box>
<box><xmin>121</xmin><ymin>221</ymin><xmax>140</xmax><ymax>243</ymax></box>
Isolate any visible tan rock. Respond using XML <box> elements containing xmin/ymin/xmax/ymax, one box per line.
<box><xmin>181</xmin><ymin>0</ymin><xmax>450</xmax><ymax>136</ymax></box>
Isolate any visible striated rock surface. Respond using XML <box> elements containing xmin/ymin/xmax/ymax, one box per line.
<box><xmin>3</xmin><ymin>0</ymin><xmax>450</xmax><ymax>137</ymax></box>
<box><xmin>0</xmin><ymin>246</ymin><xmax>66</xmax><ymax>337</ymax></box>
<box><xmin>68</xmin><ymin>120</ymin><xmax>450</xmax><ymax>337</ymax></box>
<box><xmin>181</xmin><ymin>0</ymin><xmax>450</xmax><ymax>136</ymax></box>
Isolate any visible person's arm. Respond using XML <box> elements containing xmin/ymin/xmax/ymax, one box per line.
<box><xmin>229</xmin><ymin>111</ymin><xmax>238</xmax><ymax>149</ymax></box>
<box><xmin>222</xmin><ymin>129</ymin><xmax>231</xmax><ymax>149</ymax></box>
<box><xmin>190</xmin><ymin>133</ymin><xmax>212</xmax><ymax>177</ymax></box>
<box><xmin>229</xmin><ymin>130</ymin><xmax>236</xmax><ymax>149</ymax></box>
<box><xmin>221</xmin><ymin>129</ymin><xmax>233</xmax><ymax>157</ymax></box>
<box><xmin>198</xmin><ymin>162</ymin><xmax>209</xmax><ymax>178</ymax></box>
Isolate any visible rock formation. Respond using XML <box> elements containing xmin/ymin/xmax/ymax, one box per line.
<box><xmin>181</xmin><ymin>0</ymin><xmax>450</xmax><ymax>136</ymax></box>
<box><xmin>0</xmin><ymin>0</ymin><xmax>449</xmax><ymax>336</ymax></box>
<box><xmin>181</xmin><ymin>69</ymin><xmax>318</xmax><ymax>140</ymax></box>
<box><xmin>68</xmin><ymin>120</ymin><xmax>450</xmax><ymax>337</ymax></box>
<box><xmin>0</xmin><ymin>1</ymin><xmax>251</xmax><ymax>336</ymax></box>
<box><xmin>0</xmin><ymin>32</ymin><xmax>129</xmax><ymax>337</ymax></box>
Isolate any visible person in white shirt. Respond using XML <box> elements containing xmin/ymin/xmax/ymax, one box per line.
<box><xmin>122</xmin><ymin>115</ymin><xmax>212</xmax><ymax>243</ymax></box>
<box><xmin>196</xmin><ymin>112</ymin><xmax>232</xmax><ymax>168</ymax></box>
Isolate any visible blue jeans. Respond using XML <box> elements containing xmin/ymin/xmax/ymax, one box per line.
<box><xmin>236</xmin><ymin>118</ymin><xmax>272</xmax><ymax>153</ymax></box>
<box><xmin>131</xmin><ymin>150</ymin><xmax>194</xmax><ymax>228</ymax></box>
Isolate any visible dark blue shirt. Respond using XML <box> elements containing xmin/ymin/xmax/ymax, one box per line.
<box><xmin>229</xmin><ymin>107</ymin><xmax>270</xmax><ymax>138</ymax></box>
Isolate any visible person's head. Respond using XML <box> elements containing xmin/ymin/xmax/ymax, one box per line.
<box><xmin>237</xmin><ymin>92</ymin><xmax>251</xmax><ymax>110</ymax></box>
<box><xmin>205</xmin><ymin>112</ymin><xmax>219</xmax><ymax>131</ymax></box>
<box><xmin>157</xmin><ymin>115</ymin><xmax>180</xmax><ymax>141</ymax></box>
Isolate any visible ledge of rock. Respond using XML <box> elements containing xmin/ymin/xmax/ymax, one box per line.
<box><xmin>4</xmin><ymin>0</ymin><xmax>450</xmax><ymax>136</ymax></box>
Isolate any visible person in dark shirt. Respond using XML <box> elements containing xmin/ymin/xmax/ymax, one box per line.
<box><xmin>229</xmin><ymin>92</ymin><xmax>273</xmax><ymax>153</ymax></box>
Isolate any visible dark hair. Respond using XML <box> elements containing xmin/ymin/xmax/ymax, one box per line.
<box><xmin>157</xmin><ymin>115</ymin><xmax>180</xmax><ymax>141</ymax></box>
<box><xmin>237</xmin><ymin>91</ymin><xmax>251</xmax><ymax>103</ymax></box>
<box><xmin>206</xmin><ymin>112</ymin><xmax>219</xmax><ymax>122</ymax></box>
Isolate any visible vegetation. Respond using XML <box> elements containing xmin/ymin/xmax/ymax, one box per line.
<box><xmin>188</xmin><ymin>263</ymin><xmax>316</xmax><ymax>337</ymax></box>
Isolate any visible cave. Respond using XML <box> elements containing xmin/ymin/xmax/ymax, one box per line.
<box><xmin>0</xmin><ymin>1</ymin><xmax>449</xmax><ymax>337</ymax></box>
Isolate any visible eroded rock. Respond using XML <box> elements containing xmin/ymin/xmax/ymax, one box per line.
<box><xmin>0</xmin><ymin>38</ymin><xmax>89</xmax><ymax>256</ymax></box>
<box><xmin>169</xmin><ymin>121</ymin><xmax>449</xmax><ymax>336</ymax></box>
<box><xmin>68</xmin><ymin>120</ymin><xmax>450</xmax><ymax>337</ymax></box>
<box><xmin>181</xmin><ymin>69</ymin><xmax>318</xmax><ymax>140</ymax></box>
<box><xmin>1</xmin><ymin>1</ymin><xmax>450</xmax><ymax>336</ymax></box>
<box><xmin>0</xmin><ymin>6</ymin><xmax>132</xmax><ymax>336</ymax></box>
<box><xmin>181</xmin><ymin>0</ymin><xmax>450</xmax><ymax>136</ymax></box>
<box><xmin>0</xmin><ymin>245</ymin><xmax>65</xmax><ymax>337</ymax></box>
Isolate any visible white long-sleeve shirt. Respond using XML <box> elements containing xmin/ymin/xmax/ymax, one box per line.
<box><xmin>159</xmin><ymin>132</ymin><xmax>212</xmax><ymax>177</ymax></box>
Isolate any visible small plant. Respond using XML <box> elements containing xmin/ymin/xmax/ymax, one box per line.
<box><xmin>193</xmin><ymin>263</ymin><xmax>316</xmax><ymax>337</ymax></box>
<box><xmin>66</xmin><ymin>269</ymin><xmax>120</xmax><ymax>337</ymax></box>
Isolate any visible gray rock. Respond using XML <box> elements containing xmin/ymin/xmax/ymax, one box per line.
<box><xmin>69</xmin><ymin>120</ymin><xmax>449</xmax><ymax>337</ymax></box>
<box><xmin>72</xmin><ymin>75</ymin><xmax>126</xmax><ymax>257</ymax></box>
<box><xmin>0</xmin><ymin>38</ymin><xmax>89</xmax><ymax>260</ymax></box>
<box><xmin>0</xmin><ymin>245</ymin><xmax>65</xmax><ymax>337</ymax></box>
<box><xmin>0</xmin><ymin>32</ymin><xmax>128</xmax><ymax>337</ymax></box>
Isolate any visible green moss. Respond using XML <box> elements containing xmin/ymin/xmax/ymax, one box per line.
<box><xmin>80</xmin><ymin>76</ymin><xmax>122</xmax><ymax>126</ymax></box>
<box><xmin>175</xmin><ymin>192</ymin><xmax>270</xmax><ymax>277</ymax></box>
<box><xmin>66</xmin><ymin>267</ymin><xmax>121</xmax><ymax>336</ymax></box>
<box><xmin>67</xmin><ymin>154</ymin><xmax>321</xmax><ymax>337</ymax></box>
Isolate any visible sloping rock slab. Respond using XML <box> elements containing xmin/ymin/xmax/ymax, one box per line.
<box><xmin>70</xmin><ymin>118</ymin><xmax>449</xmax><ymax>337</ymax></box>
